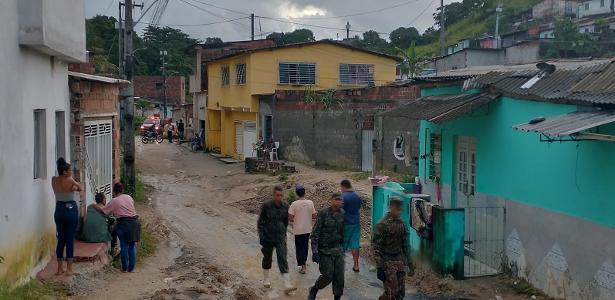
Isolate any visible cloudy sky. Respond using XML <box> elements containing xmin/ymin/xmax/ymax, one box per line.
<box><xmin>86</xmin><ymin>0</ymin><xmax>460</xmax><ymax>42</ymax></box>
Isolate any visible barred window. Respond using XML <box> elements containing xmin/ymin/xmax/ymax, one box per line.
<box><xmin>339</xmin><ymin>64</ymin><xmax>375</xmax><ymax>85</ymax></box>
<box><xmin>236</xmin><ymin>63</ymin><xmax>246</xmax><ymax>85</ymax></box>
<box><xmin>279</xmin><ymin>63</ymin><xmax>316</xmax><ymax>85</ymax></box>
<box><xmin>221</xmin><ymin>66</ymin><xmax>230</xmax><ymax>86</ymax></box>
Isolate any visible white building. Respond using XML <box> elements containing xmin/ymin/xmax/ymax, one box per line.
<box><xmin>578</xmin><ymin>0</ymin><xmax>614</xmax><ymax>18</ymax></box>
<box><xmin>0</xmin><ymin>0</ymin><xmax>85</xmax><ymax>284</ymax></box>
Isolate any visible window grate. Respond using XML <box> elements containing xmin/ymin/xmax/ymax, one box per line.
<box><xmin>279</xmin><ymin>63</ymin><xmax>316</xmax><ymax>85</ymax></box>
<box><xmin>457</xmin><ymin>136</ymin><xmax>476</xmax><ymax>196</ymax></box>
<box><xmin>221</xmin><ymin>66</ymin><xmax>230</xmax><ymax>86</ymax></box>
<box><xmin>339</xmin><ymin>64</ymin><xmax>374</xmax><ymax>85</ymax></box>
<box><xmin>236</xmin><ymin>63</ymin><xmax>246</xmax><ymax>85</ymax></box>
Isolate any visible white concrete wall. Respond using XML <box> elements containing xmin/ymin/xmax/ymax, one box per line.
<box><xmin>578</xmin><ymin>0</ymin><xmax>613</xmax><ymax>18</ymax></box>
<box><xmin>0</xmin><ymin>0</ymin><xmax>83</xmax><ymax>284</ymax></box>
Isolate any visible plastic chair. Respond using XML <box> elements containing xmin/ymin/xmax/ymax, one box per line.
<box><xmin>270</xmin><ymin>142</ymin><xmax>280</xmax><ymax>161</ymax></box>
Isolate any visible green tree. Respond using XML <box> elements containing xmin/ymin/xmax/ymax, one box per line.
<box><xmin>398</xmin><ymin>41</ymin><xmax>425</xmax><ymax>77</ymax></box>
<box><xmin>266</xmin><ymin>29</ymin><xmax>315</xmax><ymax>46</ymax></box>
<box><xmin>546</xmin><ymin>18</ymin><xmax>599</xmax><ymax>58</ymax></box>
<box><xmin>389</xmin><ymin>27</ymin><xmax>421</xmax><ymax>50</ymax></box>
<box><xmin>135</xmin><ymin>26</ymin><xmax>200</xmax><ymax>76</ymax></box>
<box><xmin>204</xmin><ymin>37</ymin><xmax>224</xmax><ymax>47</ymax></box>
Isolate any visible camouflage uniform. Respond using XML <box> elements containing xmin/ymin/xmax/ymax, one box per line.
<box><xmin>310</xmin><ymin>207</ymin><xmax>345</xmax><ymax>297</ymax></box>
<box><xmin>372</xmin><ymin>212</ymin><xmax>413</xmax><ymax>300</ymax></box>
<box><xmin>257</xmin><ymin>200</ymin><xmax>289</xmax><ymax>273</ymax></box>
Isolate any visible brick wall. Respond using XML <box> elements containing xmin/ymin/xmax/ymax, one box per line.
<box><xmin>199</xmin><ymin>39</ymin><xmax>276</xmax><ymax>62</ymax></box>
<box><xmin>134</xmin><ymin>75</ymin><xmax>185</xmax><ymax>105</ymax></box>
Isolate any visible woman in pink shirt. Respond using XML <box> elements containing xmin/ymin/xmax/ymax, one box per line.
<box><xmin>99</xmin><ymin>182</ymin><xmax>140</xmax><ymax>272</ymax></box>
<box><xmin>288</xmin><ymin>185</ymin><xmax>316</xmax><ymax>274</ymax></box>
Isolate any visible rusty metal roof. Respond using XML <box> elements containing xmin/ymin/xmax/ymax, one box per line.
<box><xmin>513</xmin><ymin>110</ymin><xmax>615</xmax><ymax>137</ymax></box>
<box><xmin>380</xmin><ymin>93</ymin><xmax>499</xmax><ymax>123</ymax></box>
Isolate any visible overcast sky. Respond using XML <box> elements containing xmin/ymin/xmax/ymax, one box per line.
<box><xmin>86</xmin><ymin>0</ymin><xmax>460</xmax><ymax>42</ymax></box>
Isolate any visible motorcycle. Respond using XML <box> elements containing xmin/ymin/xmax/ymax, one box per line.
<box><xmin>141</xmin><ymin>130</ymin><xmax>163</xmax><ymax>144</ymax></box>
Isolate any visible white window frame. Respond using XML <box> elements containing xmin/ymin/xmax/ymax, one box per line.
<box><xmin>221</xmin><ymin>65</ymin><xmax>230</xmax><ymax>86</ymax></box>
<box><xmin>236</xmin><ymin>63</ymin><xmax>246</xmax><ymax>85</ymax></box>
<box><xmin>457</xmin><ymin>136</ymin><xmax>476</xmax><ymax>196</ymax></box>
<box><xmin>278</xmin><ymin>62</ymin><xmax>316</xmax><ymax>85</ymax></box>
<box><xmin>34</xmin><ymin>109</ymin><xmax>47</xmax><ymax>179</ymax></box>
<box><xmin>339</xmin><ymin>63</ymin><xmax>375</xmax><ymax>86</ymax></box>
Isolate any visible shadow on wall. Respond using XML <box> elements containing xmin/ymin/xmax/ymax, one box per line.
<box><xmin>282</xmin><ymin>136</ymin><xmax>313</xmax><ymax>165</ymax></box>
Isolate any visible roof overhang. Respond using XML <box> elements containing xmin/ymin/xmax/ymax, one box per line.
<box><xmin>513</xmin><ymin>110</ymin><xmax>615</xmax><ymax>142</ymax></box>
<box><xmin>69</xmin><ymin>71</ymin><xmax>130</xmax><ymax>85</ymax></box>
<box><xmin>379</xmin><ymin>93</ymin><xmax>500</xmax><ymax>123</ymax></box>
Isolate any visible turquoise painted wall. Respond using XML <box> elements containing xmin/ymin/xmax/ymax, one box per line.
<box><xmin>420</xmin><ymin>86</ymin><xmax>463</xmax><ymax>97</ymax></box>
<box><xmin>419</xmin><ymin>97</ymin><xmax>615</xmax><ymax>227</ymax></box>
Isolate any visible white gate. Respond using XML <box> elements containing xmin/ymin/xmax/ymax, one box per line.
<box><xmin>243</xmin><ymin>121</ymin><xmax>257</xmax><ymax>159</ymax></box>
<box><xmin>362</xmin><ymin>130</ymin><xmax>374</xmax><ymax>172</ymax></box>
<box><xmin>84</xmin><ymin>120</ymin><xmax>113</xmax><ymax>207</ymax></box>
<box><xmin>234</xmin><ymin>121</ymin><xmax>243</xmax><ymax>158</ymax></box>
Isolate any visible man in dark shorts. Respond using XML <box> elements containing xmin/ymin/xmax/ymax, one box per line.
<box><xmin>341</xmin><ymin>179</ymin><xmax>362</xmax><ymax>272</ymax></box>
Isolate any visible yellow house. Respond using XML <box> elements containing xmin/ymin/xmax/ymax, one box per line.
<box><xmin>205</xmin><ymin>40</ymin><xmax>398</xmax><ymax>159</ymax></box>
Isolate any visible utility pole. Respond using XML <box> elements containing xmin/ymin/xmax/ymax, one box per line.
<box><xmin>251</xmin><ymin>13</ymin><xmax>255</xmax><ymax>40</ymax></box>
<box><xmin>495</xmin><ymin>3</ymin><xmax>503</xmax><ymax>49</ymax></box>
<box><xmin>121</xmin><ymin>0</ymin><xmax>142</xmax><ymax>194</ymax></box>
<box><xmin>160</xmin><ymin>50</ymin><xmax>168</xmax><ymax>119</ymax></box>
<box><xmin>439</xmin><ymin>0</ymin><xmax>446</xmax><ymax>56</ymax></box>
<box><xmin>345</xmin><ymin>22</ymin><xmax>351</xmax><ymax>39</ymax></box>
<box><xmin>118</xmin><ymin>2</ymin><xmax>124</xmax><ymax>76</ymax></box>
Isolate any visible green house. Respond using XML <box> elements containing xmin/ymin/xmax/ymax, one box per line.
<box><xmin>395</xmin><ymin>60</ymin><xmax>615</xmax><ymax>299</ymax></box>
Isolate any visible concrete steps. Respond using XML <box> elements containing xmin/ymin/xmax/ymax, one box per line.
<box><xmin>37</xmin><ymin>240</ymin><xmax>109</xmax><ymax>283</ymax></box>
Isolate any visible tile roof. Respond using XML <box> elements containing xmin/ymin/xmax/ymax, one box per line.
<box><xmin>513</xmin><ymin>110</ymin><xmax>615</xmax><ymax>137</ymax></box>
<box><xmin>379</xmin><ymin>93</ymin><xmax>499</xmax><ymax>123</ymax></box>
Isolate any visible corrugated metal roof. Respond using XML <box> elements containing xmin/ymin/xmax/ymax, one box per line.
<box><xmin>68</xmin><ymin>71</ymin><xmax>130</xmax><ymax>85</ymax></box>
<box><xmin>513</xmin><ymin>110</ymin><xmax>615</xmax><ymax>137</ymax></box>
<box><xmin>380</xmin><ymin>93</ymin><xmax>499</xmax><ymax>123</ymax></box>
<box><xmin>474</xmin><ymin>60</ymin><xmax>615</xmax><ymax>104</ymax></box>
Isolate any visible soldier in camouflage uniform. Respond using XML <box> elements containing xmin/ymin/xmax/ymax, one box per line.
<box><xmin>308</xmin><ymin>193</ymin><xmax>345</xmax><ymax>300</ymax></box>
<box><xmin>372</xmin><ymin>197</ymin><xmax>414</xmax><ymax>300</ymax></box>
<box><xmin>257</xmin><ymin>185</ymin><xmax>296</xmax><ymax>293</ymax></box>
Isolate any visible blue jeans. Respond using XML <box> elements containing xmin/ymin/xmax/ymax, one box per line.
<box><xmin>117</xmin><ymin>227</ymin><xmax>137</xmax><ymax>272</ymax></box>
<box><xmin>54</xmin><ymin>201</ymin><xmax>79</xmax><ymax>261</ymax></box>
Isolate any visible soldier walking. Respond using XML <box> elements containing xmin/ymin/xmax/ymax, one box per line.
<box><xmin>308</xmin><ymin>193</ymin><xmax>345</xmax><ymax>300</ymax></box>
<box><xmin>372</xmin><ymin>197</ymin><xmax>414</xmax><ymax>300</ymax></box>
<box><xmin>257</xmin><ymin>185</ymin><xmax>296</xmax><ymax>293</ymax></box>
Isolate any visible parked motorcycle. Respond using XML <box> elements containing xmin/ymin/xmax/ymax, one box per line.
<box><xmin>141</xmin><ymin>131</ymin><xmax>163</xmax><ymax>144</ymax></box>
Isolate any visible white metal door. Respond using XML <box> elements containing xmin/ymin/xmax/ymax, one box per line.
<box><xmin>243</xmin><ymin>121</ymin><xmax>257</xmax><ymax>159</ymax></box>
<box><xmin>362</xmin><ymin>130</ymin><xmax>374</xmax><ymax>172</ymax></box>
<box><xmin>234</xmin><ymin>121</ymin><xmax>243</xmax><ymax>158</ymax></box>
<box><xmin>84</xmin><ymin>120</ymin><xmax>113</xmax><ymax>207</ymax></box>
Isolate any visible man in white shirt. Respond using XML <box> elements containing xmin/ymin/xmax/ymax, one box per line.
<box><xmin>288</xmin><ymin>184</ymin><xmax>316</xmax><ymax>274</ymax></box>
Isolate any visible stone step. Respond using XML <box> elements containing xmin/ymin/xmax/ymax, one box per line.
<box><xmin>36</xmin><ymin>240</ymin><xmax>109</xmax><ymax>283</ymax></box>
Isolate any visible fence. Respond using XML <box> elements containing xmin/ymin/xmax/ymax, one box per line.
<box><xmin>464</xmin><ymin>206</ymin><xmax>506</xmax><ymax>277</ymax></box>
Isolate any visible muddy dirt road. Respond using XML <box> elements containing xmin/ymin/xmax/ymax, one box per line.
<box><xmin>114</xmin><ymin>141</ymin><xmax>441</xmax><ymax>299</ymax></box>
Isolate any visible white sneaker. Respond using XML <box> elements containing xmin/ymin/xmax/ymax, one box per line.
<box><xmin>282</xmin><ymin>273</ymin><xmax>297</xmax><ymax>293</ymax></box>
<box><xmin>263</xmin><ymin>269</ymin><xmax>271</xmax><ymax>288</ymax></box>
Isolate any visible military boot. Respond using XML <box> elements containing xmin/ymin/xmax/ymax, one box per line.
<box><xmin>307</xmin><ymin>286</ymin><xmax>318</xmax><ymax>300</ymax></box>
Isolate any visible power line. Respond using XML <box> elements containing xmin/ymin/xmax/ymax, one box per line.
<box><xmin>176</xmin><ymin>0</ymin><xmax>251</xmax><ymax>29</ymax></box>
<box><xmin>407</xmin><ymin>0</ymin><xmax>436</xmax><ymax>27</ymax></box>
<box><xmin>103</xmin><ymin>0</ymin><xmax>115</xmax><ymax>15</ymax></box>
<box><xmin>187</xmin><ymin>0</ymin><xmax>250</xmax><ymax>16</ymax></box>
<box><xmin>283</xmin><ymin>0</ymin><xmax>422</xmax><ymax>20</ymax></box>
<box><xmin>139</xmin><ymin>17</ymin><xmax>249</xmax><ymax>27</ymax></box>
<box><xmin>258</xmin><ymin>16</ymin><xmax>392</xmax><ymax>36</ymax></box>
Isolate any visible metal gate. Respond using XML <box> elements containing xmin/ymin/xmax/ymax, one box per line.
<box><xmin>464</xmin><ymin>206</ymin><xmax>506</xmax><ymax>277</ymax></box>
<box><xmin>361</xmin><ymin>130</ymin><xmax>374</xmax><ymax>172</ymax></box>
<box><xmin>234</xmin><ymin>121</ymin><xmax>243</xmax><ymax>158</ymax></box>
<box><xmin>243</xmin><ymin>121</ymin><xmax>257</xmax><ymax>159</ymax></box>
<box><xmin>84</xmin><ymin>120</ymin><xmax>113</xmax><ymax>206</ymax></box>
